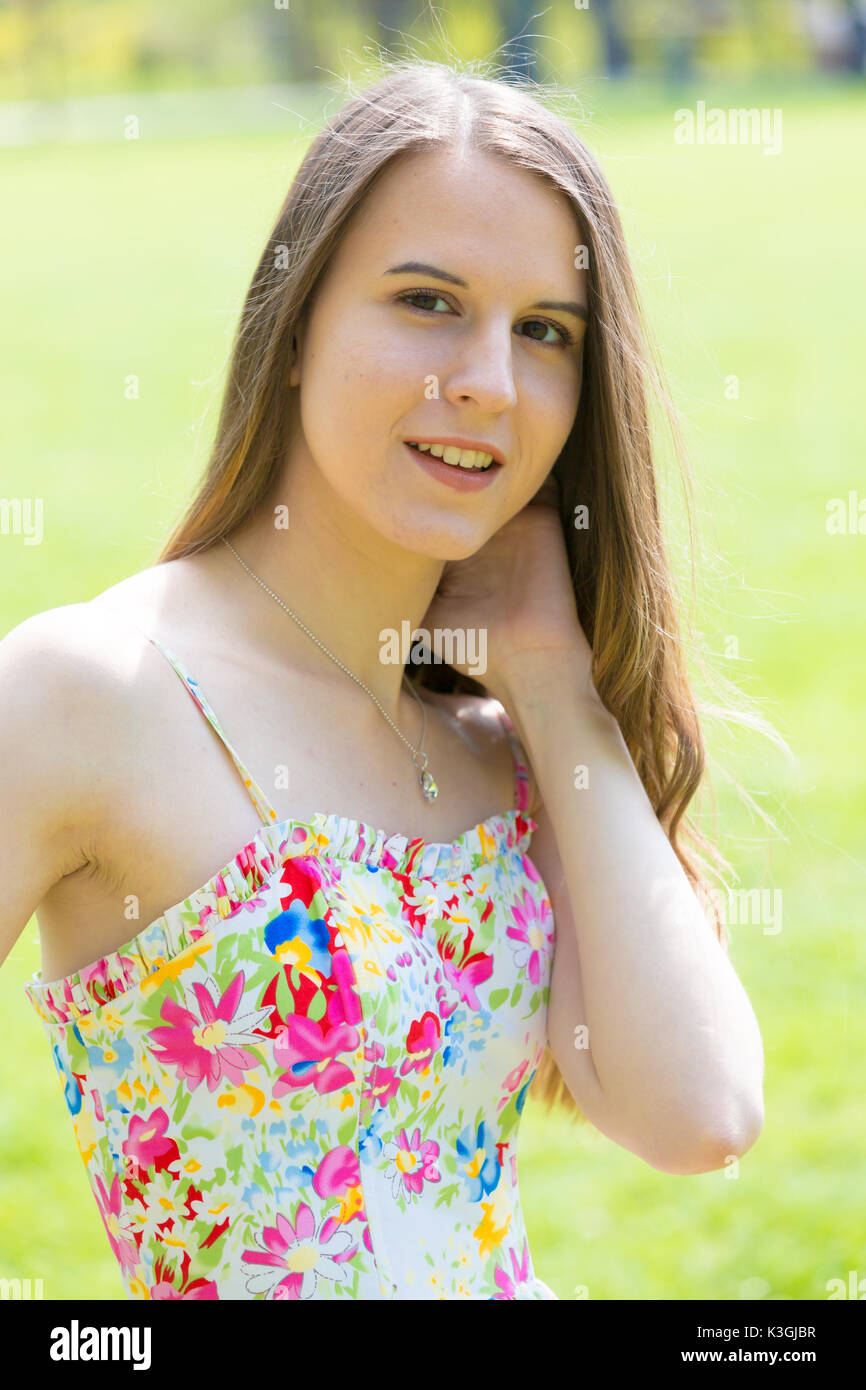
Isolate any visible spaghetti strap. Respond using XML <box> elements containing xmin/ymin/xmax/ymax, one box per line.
<box><xmin>496</xmin><ymin>708</ymin><xmax>532</xmax><ymax>815</ymax></box>
<box><xmin>105</xmin><ymin>608</ymin><xmax>280</xmax><ymax>828</ymax></box>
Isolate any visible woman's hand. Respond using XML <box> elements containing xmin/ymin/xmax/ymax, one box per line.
<box><xmin>418</xmin><ymin>471</ymin><xmax>594</xmax><ymax>704</ymax></box>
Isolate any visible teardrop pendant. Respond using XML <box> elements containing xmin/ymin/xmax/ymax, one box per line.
<box><xmin>420</xmin><ymin>769</ymin><xmax>438</xmax><ymax>802</ymax></box>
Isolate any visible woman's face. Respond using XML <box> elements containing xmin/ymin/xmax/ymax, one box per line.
<box><xmin>290</xmin><ymin>145</ymin><xmax>588</xmax><ymax>558</ymax></box>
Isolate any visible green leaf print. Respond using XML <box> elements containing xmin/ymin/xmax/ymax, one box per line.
<box><xmin>306</xmin><ymin>990</ymin><xmax>327</xmax><ymax>1022</ymax></box>
<box><xmin>510</xmin><ymin>982</ymin><xmax>523</xmax><ymax>1007</ymax></box>
<box><xmin>171</xmin><ymin>1085</ymin><xmax>194</xmax><ymax>1127</ymax></box>
<box><xmin>190</xmin><ymin>1237</ymin><xmax>224</xmax><ymax>1274</ymax></box>
<box><xmin>290</xmin><ymin>966</ymin><xmax>301</xmax><ymax>991</ymax></box>
<box><xmin>433</xmin><ymin>1182</ymin><xmax>461</xmax><ymax>1209</ymax></box>
<box><xmin>214</xmin><ymin>933</ymin><xmax>238</xmax><ymax>975</ymax></box>
<box><xmin>308</xmin><ymin>888</ymin><xmax>329</xmax><ymax>922</ymax></box>
<box><xmin>248</xmin><ymin>959</ymin><xmax>279</xmax><ymax>999</ymax></box>
<box><xmin>421</xmin><ymin>1092</ymin><xmax>447</xmax><ymax>1133</ymax></box>
<box><xmin>337</xmin><ymin>1114</ymin><xmax>355</xmax><ymax>1147</ymax></box>
<box><xmin>488</xmin><ymin>987</ymin><xmax>509</xmax><ymax>1010</ymax></box>
<box><xmin>224</xmin><ymin>1142</ymin><xmax>244</xmax><ymax>1176</ymax></box>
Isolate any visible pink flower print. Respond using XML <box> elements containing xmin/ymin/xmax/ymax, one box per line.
<box><xmin>92</xmin><ymin>1171</ymin><xmax>140</xmax><ymax>1274</ymax></box>
<box><xmin>148</xmin><ymin>971</ymin><xmax>271</xmax><ymax>1094</ymax></box>
<box><xmin>242</xmin><ymin>1202</ymin><xmax>358</xmax><ymax>1299</ymax></box>
<box><xmin>382</xmin><ymin>1127</ymin><xmax>441</xmax><ymax>1201</ymax></box>
<box><xmin>363</xmin><ymin>1061</ymin><xmax>400</xmax><ymax>1109</ymax></box>
<box><xmin>438</xmin><ymin>923</ymin><xmax>494</xmax><ymax>1011</ymax></box>
<box><xmin>400</xmin><ymin>1011</ymin><xmax>441</xmax><ymax>1076</ymax></box>
<box><xmin>212</xmin><ymin>872</ymin><xmax>241</xmax><ymax>917</ymax></box>
<box><xmin>236</xmin><ymin>842</ymin><xmax>274</xmax><ymax>894</ymax></box>
<box><xmin>313</xmin><ymin>1145</ymin><xmax>366</xmax><ymax>1233</ymax></box>
<box><xmin>507</xmin><ymin>888</ymin><xmax>554</xmax><ymax>986</ymax></box>
<box><xmin>492</xmin><ymin>1239</ymin><xmax>531</xmax><ymax>1299</ymax></box>
<box><xmin>272</xmin><ymin>1016</ymin><xmax>360</xmax><ymax>1097</ymax></box>
<box><xmin>503</xmin><ymin>1060</ymin><xmax>530</xmax><ymax>1094</ymax></box>
<box><xmin>327</xmin><ymin>946</ymin><xmax>363</xmax><ymax>1027</ymax></box>
<box><xmin>80</xmin><ymin>954</ymin><xmax>136</xmax><ymax>1007</ymax></box>
<box><xmin>124</xmin><ymin>1107</ymin><xmax>180</xmax><ymax>1179</ymax></box>
<box><xmin>237</xmin><ymin>894</ymin><xmax>266</xmax><ymax>914</ymax></box>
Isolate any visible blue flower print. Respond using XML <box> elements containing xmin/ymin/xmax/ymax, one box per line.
<box><xmin>456</xmin><ymin>1120</ymin><xmax>500</xmax><ymax>1202</ymax></box>
<box><xmin>52</xmin><ymin>1041</ymin><xmax>82</xmax><ymax>1116</ymax></box>
<box><xmin>264</xmin><ymin>902</ymin><xmax>331</xmax><ymax>978</ymax></box>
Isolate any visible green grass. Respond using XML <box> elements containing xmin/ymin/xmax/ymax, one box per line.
<box><xmin>1</xmin><ymin>80</ymin><xmax>863</xmax><ymax>1300</ymax></box>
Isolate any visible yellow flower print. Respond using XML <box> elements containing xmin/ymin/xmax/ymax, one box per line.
<box><xmin>216</xmin><ymin>1082</ymin><xmax>265</xmax><ymax>1116</ymax></box>
<box><xmin>341</xmin><ymin>881</ymin><xmax>405</xmax><ymax>945</ymax></box>
<box><xmin>337</xmin><ymin>914</ymin><xmax>374</xmax><ymax>952</ymax></box>
<box><xmin>73</xmin><ymin>1105</ymin><xmax>99</xmax><ymax>1165</ymax></box>
<box><xmin>477</xmin><ymin>823</ymin><xmax>497</xmax><ymax>859</ymax></box>
<box><xmin>335</xmin><ymin>1182</ymin><xmax>364</xmax><ymax>1223</ymax></box>
<box><xmin>473</xmin><ymin>1181</ymin><xmax>513</xmax><ymax>1257</ymax></box>
<box><xmin>272</xmin><ymin>933</ymin><xmax>323</xmax><ymax>985</ymax></box>
<box><xmin>140</xmin><ymin>933</ymin><xmax>215</xmax><ymax>998</ymax></box>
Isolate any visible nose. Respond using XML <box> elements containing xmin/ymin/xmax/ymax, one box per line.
<box><xmin>440</xmin><ymin>317</ymin><xmax>519</xmax><ymax>413</ymax></box>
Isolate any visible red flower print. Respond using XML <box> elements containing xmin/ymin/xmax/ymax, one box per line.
<box><xmin>400</xmin><ymin>1012</ymin><xmax>441</xmax><ymax>1075</ymax></box>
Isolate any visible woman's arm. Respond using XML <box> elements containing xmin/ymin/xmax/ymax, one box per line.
<box><xmin>502</xmin><ymin>643</ymin><xmax>765</xmax><ymax>1174</ymax></box>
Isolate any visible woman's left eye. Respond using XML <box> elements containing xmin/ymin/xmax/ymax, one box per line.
<box><xmin>519</xmin><ymin>318</ymin><xmax>574</xmax><ymax>347</ymax></box>
<box><xmin>394</xmin><ymin>290</ymin><xmax>574</xmax><ymax>347</ymax></box>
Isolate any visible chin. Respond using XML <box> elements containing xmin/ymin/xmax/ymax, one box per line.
<box><xmin>384</xmin><ymin>512</ymin><xmax>493</xmax><ymax>561</ymax></box>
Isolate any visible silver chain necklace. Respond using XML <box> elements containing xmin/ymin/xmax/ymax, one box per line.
<box><xmin>222</xmin><ymin>536</ymin><xmax>439</xmax><ymax>803</ymax></box>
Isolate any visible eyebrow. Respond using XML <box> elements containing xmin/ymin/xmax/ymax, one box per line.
<box><xmin>383</xmin><ymin>261</ymin><xmax>589</xmax><ymax>324</ymax></box>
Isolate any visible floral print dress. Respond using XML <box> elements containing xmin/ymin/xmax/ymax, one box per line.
<box><xmin>23</xmin><ymin>627</ymin><xmax>558</xmax><ymax>1300</ymax></box>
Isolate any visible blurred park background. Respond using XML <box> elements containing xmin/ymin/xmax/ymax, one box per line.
<box><xmin>0</xmin><ymin>0</ymin><xmax>864</xmax><ymax>1300</ymax></box>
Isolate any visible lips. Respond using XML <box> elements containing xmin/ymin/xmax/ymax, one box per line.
<box><xmin>403</xmin><ymin>438</ymin><xmax>506</xmax><ymax>468</ymax></box>
<box><xmin>404</xmin><ymin>443</ymin><xmax>497</xmax><ymax>472</ymax></box>
<box><xmin>403</xmin><ymin>441</ymin><xmax>503</xmax><ymax>492</ymax></box>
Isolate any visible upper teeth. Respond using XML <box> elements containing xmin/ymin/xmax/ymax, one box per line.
<box><xmin>409</xmin><ymin>442</ymin><xmax>495</xmax><ymax>470</ymax></box>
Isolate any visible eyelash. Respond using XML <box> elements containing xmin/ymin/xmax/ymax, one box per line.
<box><xmin>394</xmin><ymin>288</ymin><xmax>577</xmax><ymax>348</ymax></box>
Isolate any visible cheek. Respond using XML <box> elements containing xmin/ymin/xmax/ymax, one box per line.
<box><xmin>533</xmin><ymin>360</ymin><xmax>581</xmax><ymax>453</ymax></box>
<box><xmin>298</xmin><ymin>325</ymin><xmax>420</xmax><ymax>451</ymax></box>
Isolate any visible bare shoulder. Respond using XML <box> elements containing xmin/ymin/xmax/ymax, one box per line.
<box><xmin>0</xmin><ymin>599</ymin><xmax>158</xmax><ymax>818</ymax></box>
<box><xmin>0</xmin><ymin>597</ymin><xmax>150</xmax><ymax>709</ymax></box>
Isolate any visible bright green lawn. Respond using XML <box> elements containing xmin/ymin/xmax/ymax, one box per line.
<box><xmin>1</xmin><ymin>78</ymin><xmax>863</xmax><ymax>1300</ymax></box>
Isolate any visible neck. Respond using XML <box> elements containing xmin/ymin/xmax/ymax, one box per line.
<box><xmin>217</xmin><ymin>453</ymin><xmax>447</xmax><ymax>723</ymax></box>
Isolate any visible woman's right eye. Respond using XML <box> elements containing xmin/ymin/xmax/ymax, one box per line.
<box><xmin>394</xmin><ymin>289</ymin><xmax>451</xmax><ymax>314</ymax></box>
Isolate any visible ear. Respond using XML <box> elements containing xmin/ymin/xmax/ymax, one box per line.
<box><xmin>288</xmin><ymin>320</ymin><xmax>304</xmax><ymax>388</ymax></box>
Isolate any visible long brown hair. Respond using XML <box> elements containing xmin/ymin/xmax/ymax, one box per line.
<box><xmin>156</xmin><ymin>57</ymin><xmax>789</xmax><ymax>1123</ymax></box>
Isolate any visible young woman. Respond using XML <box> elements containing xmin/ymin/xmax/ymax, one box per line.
<box><xmin>1</xmin><ymin>61</ymin><xmax>766</xmax><ymax>1300</ymax></box>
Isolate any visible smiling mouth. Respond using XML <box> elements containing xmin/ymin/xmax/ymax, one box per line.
<box><xmin>404</xmin><ymin>441</ymin><xmax>499</xmax><ymax>472</ymax></box>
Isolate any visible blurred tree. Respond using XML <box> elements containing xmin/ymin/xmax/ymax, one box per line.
<box><xmin>495</xmin><ymin>0</ymin><xmax>540</xmax><ymax>81</ymax></box>
<box><xmin>843</xmin><ymin>0</ymin><xmax>866</xmax><ymax>69</ymax></box>
<box><xmin>592</xmin><ymin>0</ymin><xmax>632</xmax><ymax>77</ymax></box>
<box><xmin>372</xmin><ymin>0</ymin><xmax>410</xmax><ymax>46</ymax></box>
<box><xmin>254</xmin><ymin>0</ymin><xmax>319</xmax><ymax>82</ymax></box>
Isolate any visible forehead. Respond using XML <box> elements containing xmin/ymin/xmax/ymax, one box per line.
<box><xmin>334</xmin><ymin>146</ymin><xmax>582</xmax><ymax>278</ymax></box>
